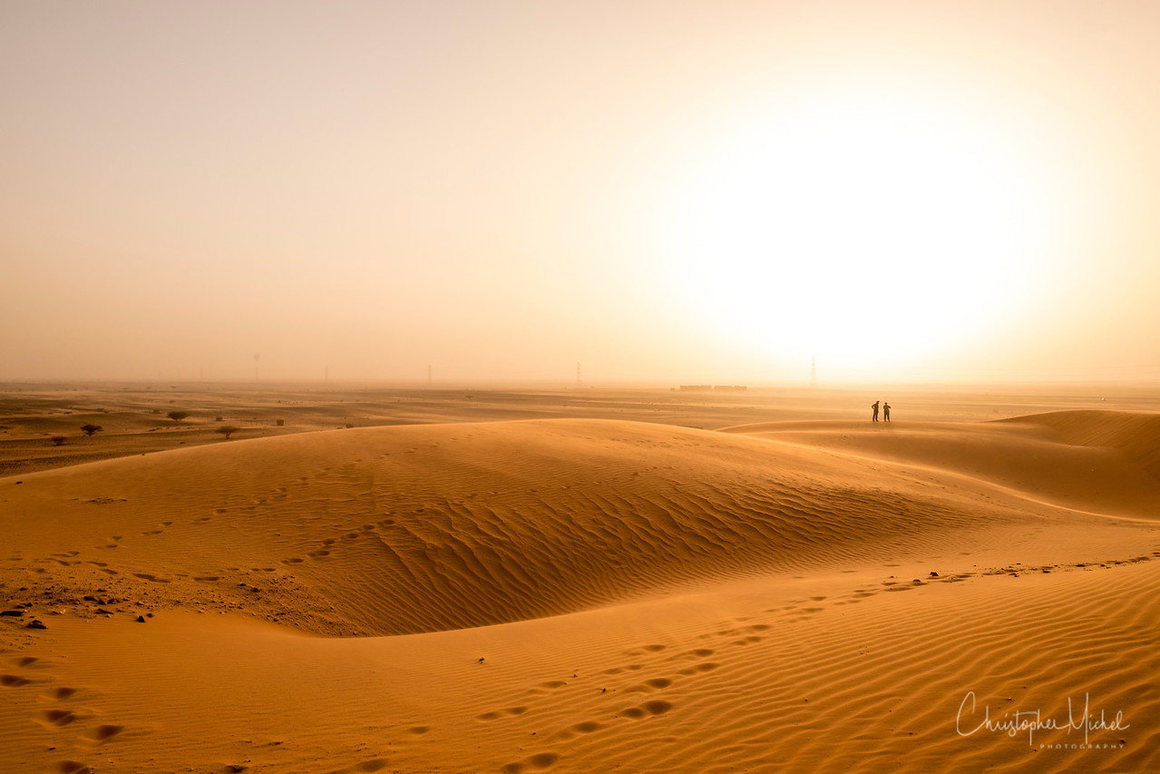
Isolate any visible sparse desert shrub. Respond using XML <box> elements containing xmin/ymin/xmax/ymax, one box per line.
<box><xmin>275</xmin><ymin>419</ymin><xmax>284</xmax><ymax>426</ymax></box>
<box><xmin>216</xmin><ymin>426</ymin><xmax>240</xmax><ymax>440</ymax></box>
<box><xmin>50</xmin><ymin>436</ymin><xmax>66</xmax><ymax>446</ymax></box>
<box><xmin>214</xmin><ymin>416</ymin><xmax>223</xmax><ymax>422</ymax></box>
<box><xmin>151</xmin><ymin>408</ymin><xmax>161</xmax><ymax>414</ymax></box>
<box><xmin>167</xmin><ymin>411</ymin><xmax>189</xmax><ymax>422</ymax></box>
<box><xmin>80</xmin><ymin>424</ymin><xmax>103</xmax><ymax>437</ymax></box>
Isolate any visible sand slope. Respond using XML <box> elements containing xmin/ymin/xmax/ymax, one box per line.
<box><xmin>3</xmin><ymin>412</ymin><xmax>1159</xmax><ymax>772</ymax></box>
<box><xmin>725</xmin><ymin>410</ymin><xmax>1160</xmax><ymax>518</ymax></box>
<box><xmin>3</xmin><ymin>418</ymin><xmax>1147</xmax><ymax>637</ymax></box>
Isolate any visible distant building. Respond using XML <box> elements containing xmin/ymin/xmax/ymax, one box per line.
<box><xmin>678</xmin><ymin>385</ymin><xmax>747</xmax><ymax>392</ymax></box>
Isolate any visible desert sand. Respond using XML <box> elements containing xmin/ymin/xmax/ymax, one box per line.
<box><xmin>2</xmin><ymin>386</ymin><xmax>1158</xmax><ymax>772</ymax></box>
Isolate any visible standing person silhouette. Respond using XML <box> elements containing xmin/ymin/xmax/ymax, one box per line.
<box><xmin>883</xmin><ymin>402</ymin><xmax>891</xmax><ymax>422</ymax></box>
<box><xmin>871</xmin><ymin>401</ymin><xmax>880</xmax><ymax>422</ymax></box>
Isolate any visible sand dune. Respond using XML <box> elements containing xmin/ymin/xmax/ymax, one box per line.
<box><xmin>3</xmin><ymin>409</ymin><xmax>1159</xmax><ymax>771</ymax></box>
<box><xmin>725</xmin><ymin>410</ymin><xmax>1160</xmax><ymax>518</ymax></box>
<box><xmin>4</xmin><ymin>418</ymin><xmax>1148</xmax><ymax>636</ymax></box>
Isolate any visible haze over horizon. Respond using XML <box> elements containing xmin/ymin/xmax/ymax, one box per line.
<box><xmin>4</xmin><ymin>1</ymin><xmax>1160</xmax><ymax>384</ymax></box>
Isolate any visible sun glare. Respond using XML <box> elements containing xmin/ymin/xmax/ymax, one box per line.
<box><xmin>659</xmin><ymin>87</ymin><xmax>1062</xmax><ymax>373</ymax></box>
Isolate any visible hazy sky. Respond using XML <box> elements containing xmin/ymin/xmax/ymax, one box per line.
<box><xmin>3</xmin><ymin>1</ymin><xmax>1159</xmax><ymax>383</ymax></box>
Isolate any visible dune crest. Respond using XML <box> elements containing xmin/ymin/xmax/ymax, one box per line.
<box><xmin>726</xmin><ymin>410</ymin><xmax>1160</xmax><ymax>518</ymax></box>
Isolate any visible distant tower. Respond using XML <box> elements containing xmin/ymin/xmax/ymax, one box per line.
<box><xmin>809</xmin><ymin>356</ymin><xmax>817</xmax><ymax>389</ymax></box>
<box><xmin>576</xmin><ymin>361</ymin><xmax>581</xmax><ymax>387</ymax></box>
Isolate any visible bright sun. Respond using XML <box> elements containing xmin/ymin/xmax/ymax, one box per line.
<box><xmin>657</xmin><ymin>87</ymin><xmax>1062</xmax><ymax>373</ymax></box>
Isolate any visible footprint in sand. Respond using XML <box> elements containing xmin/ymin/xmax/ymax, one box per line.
<box><xmin>83</xmin><ymin>724</ymin><xmax>123</xmax><ymax>743</ymax></box>
<box><xmin>478</xmin><ymin>706</ymin><xmax>528</xmax><ymax>721</ymax></box>
<box><xmin>282</xmin><ymin>558</ymin><xmax>304</xmax><ymax>564</ymax></box>
<box><xmin>727</xmin><ymin>636</ymin><xmax>762</xmax><ymax>646</ymax></box>
<box><xmin>677</xmin><ymin>662</ymin><xmax>719</xmax><ymax>676</ymax></box>
<box><xmin>37</xmin><ymin>708</ymin><xmax>77</xmax><ymax>727</ymax></box>
<box><xmin>576</xmin><ymin>720</ymin><xmax>602</xmax><ymax>734</ymax></box>
<box><xmin>502</xmin><ymin>752</ymin><xmax>559</xmax><ymax>773</ymax></box>
<box><xmin>627</xmin><ymin>677</ymin><xmax>672</xmax><ymax>692</ymax></box>
<box><xmin>620</xmin><ymin>700</ymin><xmax>672</xmax><ymax>718</ymax></box>
<box><xmin>555</xmin><ymin>719</ymin><xmax>604</xmax><ymax>740</ymax></box>
<box><xmin>52</xmin><ymin>761</ymin><xmax>92</xmax><ymax>774</ymax></box>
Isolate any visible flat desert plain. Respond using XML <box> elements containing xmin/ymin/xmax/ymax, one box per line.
<box><xmin>2</xmin><ymin>384</ymin><xmax>1159</xmax><ymax>773</ymax></box>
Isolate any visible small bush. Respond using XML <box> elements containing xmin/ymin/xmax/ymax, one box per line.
<box><xmin>216</xmin><ymin>426</ymin><xmax>240</xmax><ymax>440</ymax></box>
<box><xmin>80</xmin><ymin>424</ymin><xmax>103</xmax><ymax>437</ymax></box>
<box><xmin>50</xmin><ymin>436</ymin><xmax>66</xmax><ymax>446</ymax></box>
<box><xmin>167</xmin><ymin>411</ymin><xmax>189</xmax><ymax>422</ymax></box>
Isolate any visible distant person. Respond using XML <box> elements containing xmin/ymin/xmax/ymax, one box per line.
<box><xmin>871</xmin><ymin>401</ymin><xmax>879</xmax><ymax>422</ymax></box>
<box><xmin>883</xmin><ymin>402</ymin><xmax>891</xmax><ymax>422</ymax></box>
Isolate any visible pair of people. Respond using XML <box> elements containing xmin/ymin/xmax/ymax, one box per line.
<box><xmin>871</xmin><ymin>400</ymin><xmax>891</xmax><ymax>422</ymax></box>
